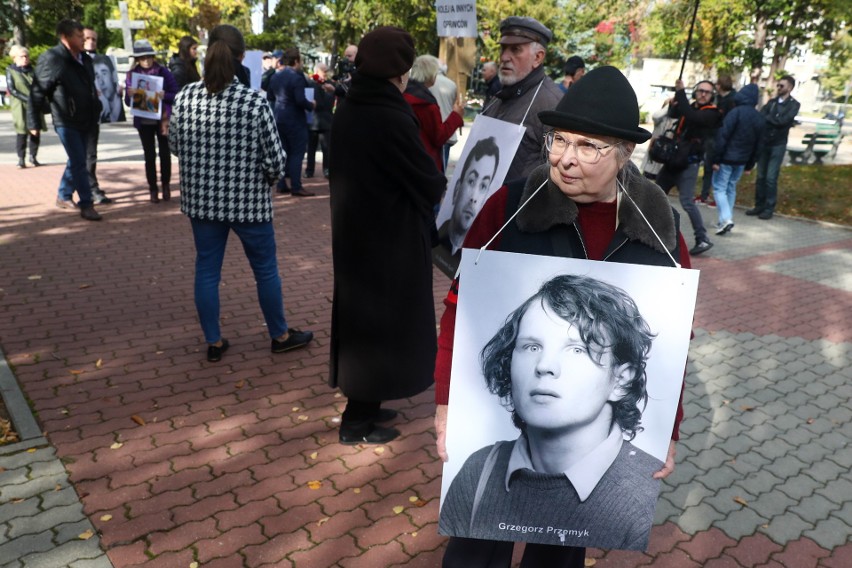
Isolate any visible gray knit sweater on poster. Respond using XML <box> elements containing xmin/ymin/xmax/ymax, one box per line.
<box><xmin>439</xmin><ymin>439</ymin><xmax>662</xmax><ymax>550</ymax></box>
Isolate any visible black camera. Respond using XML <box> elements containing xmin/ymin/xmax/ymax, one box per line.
<box><xmin>336</xmin><ymin>59</ymin><xmax>355</xmax><ymax>79</ymax></box>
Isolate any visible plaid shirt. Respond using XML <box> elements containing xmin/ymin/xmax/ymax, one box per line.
<box><xmin>170</xmin><ymin>78</ymin><xmax>286</xmax><ymax>223</ymax></box>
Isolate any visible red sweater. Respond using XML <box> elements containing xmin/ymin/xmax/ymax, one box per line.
<box><xmin>433</xmin><ymin>186</ymin><xmax>691</xmax><ymax>440</ymax></box>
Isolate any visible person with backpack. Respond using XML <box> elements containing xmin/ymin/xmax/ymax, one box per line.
<box><xmin>655</xmin><ymin>79</ymin><xmax>722</xmax><ymax>256</ymax></box>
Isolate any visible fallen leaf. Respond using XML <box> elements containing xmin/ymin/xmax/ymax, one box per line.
<box><xmin>26</xmin><ymin>448</ymin><xmax>36</xmax><ymax>453</ymax></box>
<box><xmin>317</xmin><ymin>517</ymin><xmax>330</xmax><ymax>526</ymax></box>
<box><xmin>392</xmin><ymin>506</ymin><xmax>405</xmax><ymax>514</ymax></box>
<box><xmin>78</xmin><ymin>529</ymin><xmax>94</xmax><ymax>540</ymax></box>
<box><xmin>190</xmin><ymin>563</ymin><xmax>199</xmax><ymax>568</ymax></box>
<box><xmin>100</xmin><ymin>514</ymin><xmax>112</xmax><ymax>522</ymax></box>
<box><xmin>353</xmin><ymin>488</ymin><xmax>361</xmax><ymax>494</ymax></box>
<box><xmin>334</xmin><ymin>392</ymin><xmax>342</xmax><ymax>398</ymax></box>
<box><xmin>409</xmin><ymin>496</ymin><xmax>419</xmax><ymax>503</ymax></box>
<box><xmin>28</xmin><ymin>275</ymin><xmax>42</xmax><ymax>280</ymax></box>
<box><xmin>110</xmin><ymin>442</ymin><xmax>123</xmax><ymax>450</ymax></box>
<box><xmin>297</xmin><ymin>415</ymin><xmax>308</xmax><ymax>421</ymax></box>
<box><xmin>292</xmin><ymin>407</ymin><xmax>300</xmax><ymax>412</ymax></box>
<box><xmin>60</xmin><ymin>409</ymin><xmax>69</xmax><ymax>415</ymax></box>
<box><xmin>95</xmin><ymin>359</ymin><xmax>103</xmax><ymax>369</ymax></box>
<box><xmin>131</xmin><ymin>415</ymin><xmax>146</xmax><ymax>426</ymax></box>
<box><xmin>584</xmin><ymin>560</ymin><xmax>597</xmax><ymax>567</ymax></box>
<box><xmin>54</xmin><ymin>484</ymin><xmax>62</xmax><ymax>491</ymax></box>
<box><xmin>12</xmin><ymin>498</ymin><xmax>25</xmax><ymax>504</ymax></box>
<box><xmin>806</xmin><ymin>418</ymin><xmax>815</xmax><ymax>424</ymax></box>
<box><xmin>411</xmin><ymin>532</ymin><xmax>418</xmax><ymax>537</ymax></box>
<box><xmin>69</xmin><ymin>370</ymin><xmax>84</xmax><ymax>375</ymax></box>
<box><xmin>740</xmin><ymin>405</ymin><xmax>755</xmax><ymax>412</ymax></box>
<box><xmin>307</xmin><ymin>480</ymin><xmax>322</xmax><ymax>490</ymax></box>
<box><xmin>309</xmin><ymin>452</ymin><xmax>318</xmax><ymax>460</ymax></box>
<box><xmin>734</xmin><ymin>496</ymin><xmax>749</xmax><ymax>507</ymax></box>
<box><xmin>373</xmin><ymin>447</ymin><xmax>385</xmax><ymax>455</ymax></box>
<box><xmin>79</xmin><ymin>283</ymin><xmax>92</xmax><ymax>289</ymax></box>
<box><xmin>235</xmin><ymin>380</ymin><xmax>245</xmax><ymax>389</ymax></box>
<box><xmin>412</xmin><ymin>498</ymin><xmax>427</xmax><ymax>507</ymax></box>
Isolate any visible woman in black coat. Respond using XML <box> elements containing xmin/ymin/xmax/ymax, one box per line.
<box><xmin>328</xmin><ymin>27</ymin><xmax>447</xmax><ymax>445</ymax></box>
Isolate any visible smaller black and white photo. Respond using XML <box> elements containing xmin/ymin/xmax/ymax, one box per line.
<box><xmin>433</xmin><ymin>115</ymin><xmax>524</xmax><ymax>277</ymax></box>
<box><xmin>92</xmin><ymin>54</ymin><xmax>125</xmax><ymax>123</ymax></box>
<box><xmin>440</xmin><ymin>250</ymin><xmax>699</xmax><ymax>550</ymax></box>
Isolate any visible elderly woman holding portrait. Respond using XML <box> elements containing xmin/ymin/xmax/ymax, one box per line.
<box><xmin>403</xmin><ymin>54</ymin><xmax>464</xmax><ymax>172</ymax></box>
<box><xmin>329</xmin><ymin>27</ymin><xmax>447</xmax><ymax>445</ymax></box>
<box><xmin>434</xmin><ymin>66</ymin><xmax>692</xmax><ymax>567</ymax></box>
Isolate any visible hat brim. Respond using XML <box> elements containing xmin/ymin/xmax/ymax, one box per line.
<box><xmin>133</xmin><ymin>51</ymin><xmax>156</xmax><ymax>58</ymax></box>
<box><xmin>499</xmin><ymin>36</ymin><xmax>535</xmax><ymax>45</ymax></box>
<box><xmin>539</xmin><ymin>110</ymin><xmax>651</xmax><ymax>144</ymax></box>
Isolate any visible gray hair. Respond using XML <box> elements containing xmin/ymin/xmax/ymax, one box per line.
<box><xmin>10</xmin><ymin>45</ymin><xmax>29</xmax><ymax>58</ymax></box>
<box><xmin>410</xmin><ymin>54</ymin><xmax>440</xmax><ymax>84</ymax></box>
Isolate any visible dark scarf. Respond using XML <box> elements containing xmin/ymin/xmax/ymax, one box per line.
<box><xmin>404</xmin><ymin>79</ymin><xmax>438</xmax><ymax>105</ymax></box>
<box><xmin>515</xmin><ymin>163</ymin><xmax>677</xmax><ymax>253</ymax></box>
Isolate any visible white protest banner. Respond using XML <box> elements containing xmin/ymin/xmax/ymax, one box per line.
<box><xmin>436</xmin><ymin>0</ymin><xmax>477</xmax><ymax>38</ymax></box>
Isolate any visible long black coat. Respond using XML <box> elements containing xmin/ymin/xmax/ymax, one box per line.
<box><xmin>328</xmin><ymin>73</ymin><xmax>447</xmax><ymax>401</ymax></box>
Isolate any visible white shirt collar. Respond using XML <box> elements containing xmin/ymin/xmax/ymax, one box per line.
<box><xmin>505</xmin><ymin>427</ymin><xmax>624</xmax><ymax>502</ymax></box>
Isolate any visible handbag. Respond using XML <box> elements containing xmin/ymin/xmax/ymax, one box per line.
<box><xmin>649</xmin><ymin>118</ymin><xmax>690</xmax><ymax>171</ymax></box>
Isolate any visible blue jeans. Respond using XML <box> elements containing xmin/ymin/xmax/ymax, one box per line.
<box><xmin>190</xmin><ymin>218</ymin><xmax>288</xmax><ymax>344</ymax></box>
<box><xmin>276</xmin><ymin>122</ymin><xmax>308</xmax><ymax>193</ymax></box>
<box><xmin>656</xmin><ymin>162</ymin><xmax>708</xmax><ymax>242</ymax></box>
<box><xmin>712</xmin><ymin>164</ymin><xmax>745</xmax><ymax>225</ymax></box>
<box><xmin>55</xmin><ymin>126</ymin><xmax>94</xmax><ymax>207</ymax></box>
<box><xmin>754</xmin><ymin>144</ymin><xmax>785</xmax><ymax>213</ymax></box>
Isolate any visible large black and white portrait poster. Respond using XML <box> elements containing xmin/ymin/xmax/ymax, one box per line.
<box><xmin>92</xmin><ymin>54</ymin><xmax>126</xmax><ymax>123</ymax></box>
<box><xmin>433</xmin><ymin>115</ymin><xmax>524</xmax><ymax>278</ymax></box>
<box><xmin>439</xmin><ymin>250</ymin><xmax>699</xmax><ymax>551</ymax></box>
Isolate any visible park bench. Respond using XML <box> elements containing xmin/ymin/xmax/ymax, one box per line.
<box><xmin>787</xmin><ymin>125</ymin><xmax>844</xmax><ymax>165</ymax></box>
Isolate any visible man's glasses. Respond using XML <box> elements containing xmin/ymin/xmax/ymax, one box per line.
<box><xmin>695</xmin><ymin>89</ymin><xmax>713</xmax><ymax>95</ymax></box>
<box><xmin>544</xmin><ymin>131</ymin><xmax>620</xmax><ymax>164</ymax></box>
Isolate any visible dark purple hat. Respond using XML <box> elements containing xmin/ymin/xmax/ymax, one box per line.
<box><xmin>355</xmin><ymin>26</ymin><xmax>416</xmax><ymax>79</ymax></box>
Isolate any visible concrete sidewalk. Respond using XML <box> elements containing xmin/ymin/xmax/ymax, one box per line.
<box><xmin>1</xmin><ymin>121</ymin><xmax>851</xmax><ymax>566</ymax></box>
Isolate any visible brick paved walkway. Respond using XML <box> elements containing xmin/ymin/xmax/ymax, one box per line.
<box><xmin>0</xmin><ymin>152</ymin><xmax>850</xmax><ymax>567</ymax></box>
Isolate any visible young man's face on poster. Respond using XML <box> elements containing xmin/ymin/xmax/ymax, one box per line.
<box><xmin>452</xmin><ymin>153</ymin><xmax>498</xmax><ymax>235</ymax></box>
<box><xmin>509</xmin><ymin>301</ymin><xmax>624</xmax><ymax>434</ymax></box>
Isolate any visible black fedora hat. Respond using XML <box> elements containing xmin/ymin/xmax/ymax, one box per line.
<box><xmin>538</xmin><ymin>66</ymin><xmax>651</xmax><ymax>143</ymax></box>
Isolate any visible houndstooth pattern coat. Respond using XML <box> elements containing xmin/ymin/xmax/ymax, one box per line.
<box><xmin>170</xmin><ymin>78</ymin><xmax>286</xmax><ymax>223</ymax></box>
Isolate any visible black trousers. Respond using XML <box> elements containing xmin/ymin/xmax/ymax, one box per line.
<box><xmin>86</xmin><ymin>123</ymin><xmax>101</xmax><ymax>193</ymax></box>
<box><xmin>443</xmin><ymin>538</ymin><xmax>585</xmax><ymax>568</ymax></box>
<box><xmin>16</xmin><ymin>132</ymin><xmax>40</xmax><ymax>161</ymax></box>
<box><xmin>306</xmin><ymin>129</ymin><xmax>329</xmax><ymax>174</ymax></box>
<box><xmin>137</xmin><ymin>124</ymin><xmax>171</xmax><ymax>190</ymax></box>
<box><xmin>341</xmin><ymin>399</ymin><xmax>381</xmax><ymax>427</ymax></box>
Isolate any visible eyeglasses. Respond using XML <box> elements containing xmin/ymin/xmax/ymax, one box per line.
<box><xmin>695</xmin><ymin>89</ymin><xmax>713</xmax><ymax>95</ymax></box>
<box><xmin>544</xmin><ymin>131</ymin><xmax>620</xmax><ymax>164</ymax></box>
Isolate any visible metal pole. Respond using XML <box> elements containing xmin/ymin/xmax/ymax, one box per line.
<box><xmin>679</xmin><ymin>0</ymin><xmax>701</xmax><ymax>80</ymax></box>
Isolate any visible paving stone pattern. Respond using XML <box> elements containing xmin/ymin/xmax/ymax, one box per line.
<box><xmin>0</xmin><ymin>159</ymin><xmax>850</xmax><ymax>567</ymax></box>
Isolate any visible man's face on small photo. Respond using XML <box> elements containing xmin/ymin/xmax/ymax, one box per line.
<box><xmin>452</xmin><ymin>153</ymin><xmax>498</xmax><ymax>234</ymax></box>
<box><xmin>94</xmin><ymin>62</ymin><xmax>114</xmax><ymax>98</ymax></box>
<box><xmin>509</xmin><ymin>301</ymin><xmax>622</xmax><ymax>434</ymax></box>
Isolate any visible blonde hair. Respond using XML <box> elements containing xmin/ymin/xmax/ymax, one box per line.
<box><xmin>10</xmin><ymin>45</ymin><xmax>29</xmax><ymax>58</ymax></box>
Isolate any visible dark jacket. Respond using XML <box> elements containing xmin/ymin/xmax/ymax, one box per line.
<box><xmin>328</xmin><ymin>73</ymin><xmax>447</xmax><ymax>401</ymax></box>
<box><xmin>168</xmin><ymin>54</ymin><xmax>200</xmax><ymax>90</ymax></box>
<box><xmin>307</xmin><ymin>78</ymin><xmax>334</xmax><ymax>131</ymax></box>
<box><xmin>27</xmin><ymin>42</ymin><xmax>101</xmax><ymax>131</ymax></box>
<box><xmin>716</xmin><ymin>90</ymin><xmax>737</xmax><ymax>115</ymax></box>
<box><xmin>403</xmin><ymin>79</ymin><xmax>464</xmax><ymax>172</ymax></box>
<box><xmin>713</xmin><ymin>84</ymin><xmax>765</xmax><ymax>169</ymax></box>
<box><xmin>124</xmin><ymin>62</ymin><xmax>180</xmax><ymax>127</ymax></box>
<box><xmin>267</xmin><ymin>66</ymin><xmax>313</xmax><ymax>127</ymax></box>
<box><xmin>760</xmin><ymin>95</ymin><xmax>801</xmax><ymax>147</ymax></box>
<box><xmin>668</xmin><ymin>89</ymin><xmax>723</xmax><ymax>158</ymax></box>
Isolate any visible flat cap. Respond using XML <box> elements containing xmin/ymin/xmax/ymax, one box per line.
<box><xmin>499</xmin><ymin>16</ymin><xmax>552</xmax><ymax>46</ymax></box>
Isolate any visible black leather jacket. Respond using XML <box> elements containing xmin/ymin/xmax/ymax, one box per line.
<box><xmin>27</xmin><ymin>43</ymin><xmax>101</xmax><ymax>131</ymax></box>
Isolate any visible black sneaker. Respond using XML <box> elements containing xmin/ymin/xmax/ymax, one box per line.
<box><xmin>30</xmin><ymin>158</ymin><xmax>41</xmax><ymax>167</ymax></box>
<box><xmin>94</xmin><ymin>194</ymin><xmax>114</xmax><ymax>205</ymax></box>
<box><xmin>689</xmin><ymin>240</ymin><xmax>714</xmax><ymax>255</ymax></box>
<box><xmin>758</xmin><ymin>210</ymin><xmax>773</xmax><ymax>220</ymax></box>
<box><xmin>271</xmin><ymin>329</ymin><xmax>314</xmax><ymax>353</ymax></box>
<box><xmin>17</xmin><ymin>159</ymin><xmax>26</xmax><ymax>169</ymax></box>
<box><xmin>207</xmin><ymin>339</ymin><xmax>229</xmax><ymax>362</ymax></box>
<box><xmin>80</xmin><ymin>206</ymin><xmax>102</xmax><ymax>221</ymax></box>
<box><xmin>745</xmin><ymin>207</ymin><xmax>763</xmax><ymax>216</ymax></box>
<box><xmin>339</xmin><ymin>424</ymin><xmax>400</xmax><ymax>445</ymax></box>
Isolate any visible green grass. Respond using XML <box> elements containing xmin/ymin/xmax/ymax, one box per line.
<box><xmin>733</xmin><ymin>164</ymin><xmax>852</xmax><ymax>226</ymax></box>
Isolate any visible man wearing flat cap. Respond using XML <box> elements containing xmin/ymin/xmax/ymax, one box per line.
<box><xmin>482</xmin><ymin>16</ymin><xmax>562</xmax><ymax>182</ymax></box>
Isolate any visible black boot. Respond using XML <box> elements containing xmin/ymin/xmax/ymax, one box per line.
<box><xmin>162</xmin><ymin>184</ymin><xmax>171</xmax><ymax>201</ymax></box>
<box><xmin>149</xmin><ymin>187</ymin><xmax>160</xmax><ymax>203</ymax></box>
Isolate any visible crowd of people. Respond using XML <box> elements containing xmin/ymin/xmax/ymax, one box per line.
<box><xmin>11</xmin><ymin>13</ymin><xmax>806</xmax><ymax>567</ymax></box>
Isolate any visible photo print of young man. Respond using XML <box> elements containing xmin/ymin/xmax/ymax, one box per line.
<box><xmin>439</xmin><ymin>250</ymin><xmax>699</xmax><ymax>550</ymax></box>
